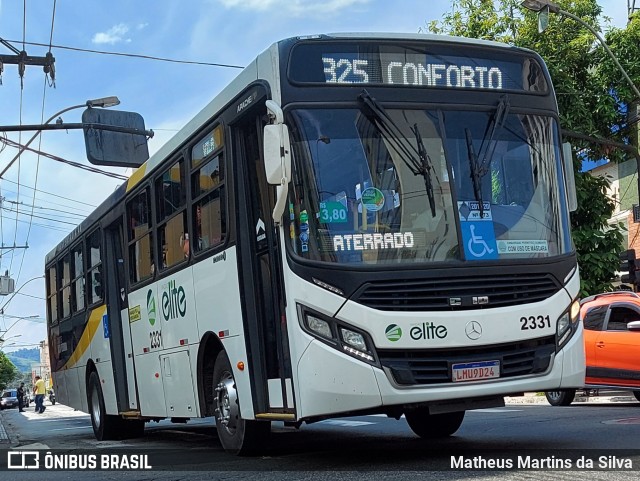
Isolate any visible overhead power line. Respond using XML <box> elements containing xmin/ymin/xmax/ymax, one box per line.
<box><xmin>4</xmin><ymin>39</ymin><xmax>244</xmax><ymax>69</ymax></box>
<box><xmin>0</xmin><ymin>178</ymin><xmax>97</xmax><ymax>209</ymax></box>
<box><xmin>0</xmin><ymin>136</ymin><xmax>128</xmax><ymax>180</ymax></box>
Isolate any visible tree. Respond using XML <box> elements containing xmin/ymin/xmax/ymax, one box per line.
<box><xmin>427</xmin><ymin>0</ymin><xmax>630</xmax><ymax>295</ymax></box>
<box><xmin>0</xmin><ymin>352</ymin><xmax>19</xmax><ymax>391</ymax></box>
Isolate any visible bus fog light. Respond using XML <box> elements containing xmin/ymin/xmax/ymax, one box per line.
<box><xmin>306</xmin><ymin>315</ymin><xmax>333</xmax><ymax>340</ymax></box>
<box><xmin>340</xmin><ymin>328</ymin><xmax>367</xmax><ymax>351</ymax></box>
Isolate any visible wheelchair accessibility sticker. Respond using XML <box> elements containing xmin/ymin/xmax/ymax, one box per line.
<box><xmin>458</xmin><ymin>201</ymin><xmax>497</xmax><ymax>260</ymax></box>
<box><xmin>461</xmin><ymin>221</ymin><xmax>498</xmax><ymax>260</ymax></box>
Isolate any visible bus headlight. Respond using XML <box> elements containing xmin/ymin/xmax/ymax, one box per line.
<box><xmin>340</xmin><ymin>328</ymin><xmax>367</xmax><ymax>351</ymax></box>
<box><xmin>306</xmin><ymin>314</ymin><xmax>333</xmax><ymax>340</ymax></box>
<box><xmin>557</xmin><ymin>300</ymin><xmax>580</xmax><ymax>348</ymax></box>
<box><xmin>298</xmin><ymin>304</ymin><xmax>378</xmax><ymax>365</ymax></box>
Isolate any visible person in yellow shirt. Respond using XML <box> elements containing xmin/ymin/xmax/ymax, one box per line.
<box><xmin>34</xmin><ymin>376</ymin><xmax>46</xmax><ymax>414</ymax></box>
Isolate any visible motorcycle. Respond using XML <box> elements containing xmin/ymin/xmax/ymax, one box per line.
<box><xmin>48</xmin><ymin>390</ymin><xmax>56</xmax><ymax>405</ymax></box>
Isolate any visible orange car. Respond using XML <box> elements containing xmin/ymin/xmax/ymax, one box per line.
<box><xmin>546</xmin><ymin>291</ymin><xmax>640</xmax><ymax>406</ymax></box>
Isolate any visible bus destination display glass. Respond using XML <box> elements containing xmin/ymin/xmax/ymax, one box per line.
<box><xmin>289</xmin><ymin>42</ymin><xmax>547</xmax><ymax>92</ymax></box>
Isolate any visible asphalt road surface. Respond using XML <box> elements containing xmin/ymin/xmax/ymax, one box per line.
<box><xmin>2</xmin><ymin>396</ymin><xmax>640</xmax><ymax>479</ymax></box>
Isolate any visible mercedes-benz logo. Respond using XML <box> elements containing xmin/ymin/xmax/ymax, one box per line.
<box><xmin>465</xmin><ymin>321</ymin><xmax>482</xmax><ymax>340</ymax></box>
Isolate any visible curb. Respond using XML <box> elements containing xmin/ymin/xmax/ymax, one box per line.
<box><xmin>0</xmin><ymin>410</ymin><xmax>13</xmax><ymax>445</ymax></box>
<box><xmin>506</xmin><ymin>393</ymin><xmax>640</xmax><ymax>405</ymax></box>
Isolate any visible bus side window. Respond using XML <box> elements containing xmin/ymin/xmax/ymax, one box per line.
<box><xmin>127</xmin><ymin>188</ymin><xmax>154</xmax><ymax>283</ymax></box>
<box><xmin>87</xmin><ymin>229</ymin><xmax>103</xmax><ymax>304</ymax></box>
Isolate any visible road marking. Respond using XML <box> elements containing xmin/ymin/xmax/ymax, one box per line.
<box><xmin>602</xmin><ymin>417</ymin><xmax>640</xmax><ymax>425</ymax></box>
<box><xmin>50</xmin><ymin>426</ymin><xmax>93</xmax><ymax>431</ymax></box>
<box><xmin>319</xmin><ymin>420</ymin><xmax>375</xmax><ymax>427</ymax></box>
<box><xmin>472</xmin><ymin>408</ymin><xmax>522</xmax><ymax>413</ymax></box>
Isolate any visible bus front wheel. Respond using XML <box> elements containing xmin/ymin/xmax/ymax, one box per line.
<box><xmin>405</xmin><ymin>409</ymin><xmax>465</xmax><ymax>438</ymax></box>
<box><xmin>212</xmin><ymin>351</ymin><xmax>270</xmax><ymax>455</ymax></box>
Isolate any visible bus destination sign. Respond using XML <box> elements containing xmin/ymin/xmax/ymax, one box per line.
<box><xmin>289</xmin><ymin>42</ymin><xmax>547</xmax><ymax>92</ymax></box>
<box><xmin>322</xmin><ymin>54</ymin><xmax>505</xmax><ymax>89</ymax></box>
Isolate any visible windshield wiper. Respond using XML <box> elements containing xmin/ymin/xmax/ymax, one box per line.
<box><xmin>358</xmin><ymin>89</ymin><xmax>436</xmax><ymax>217</ymax></box>
<box><xmin>466</xmin><ymin>94</ymin><xmax>510</xmax><ymax>218</ymax></box>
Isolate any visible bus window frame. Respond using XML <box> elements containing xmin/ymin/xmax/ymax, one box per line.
<box><xmin>58</xmin><ymin>251</ymin><xmax>73</xmax><ymax>320</ymax></box>
<box><xmin>126</xmin><ymin>186</ymin><xmax>156</xmax><ymax>286</ymax></box>
<box><xmin>86</xmin><ymin>227</ymin><xmax>104</xmax><ymax>308</ymax></box>
<box><xmin>70</xmin><ymin>240</ymin><xmax>86</xmax><ymax>314</ymax></box>
<box><xmin>46</xmin><ymin>263</ymin><xmax>59</xmax><ymax>326</ymax></box>
<box><xmin>189</xmin><ymin>121</ymin><xmax>228</xmax><ymax>258</ymax></box>
<box><xmin>154</xmin><ymin>155</ymin><xmax>189</xmax><ymax>271</ymax></box>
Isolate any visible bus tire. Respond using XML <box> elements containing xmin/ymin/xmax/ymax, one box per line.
<box><xmin>213</xmin><ymin>351</ymin><xmax>270</xmax><ymax>455</ymax></box>
<box><xmin>633</xmin><ymin>391</ymin><xmax>640</xmax><ymax>403</ymax></box>
<box><xmin>405</xmin><ymin>409</ymin><xmax>465</xmax><ymax>438</ymax></box>
<box><xmin>545</xmin><ymin>389</ymin><xmax>575</xmax><ymax>406</ymax></box>
<box><xmin>88</xmin><ymin>371</ymin><xmax>118</xmax><ymax>440</ymax></box>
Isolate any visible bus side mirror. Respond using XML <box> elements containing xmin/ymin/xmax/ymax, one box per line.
<box><xmin>562</xmin><ymin>142</ymin><xmax>578</xmax><ymax>212</ymax></box>
<box><xmin>264</xmin><ymin>124</ymin><xmax>291</xmax><ymax>184</ymax></box>
<box><xmin>264</xmin><ymin>100</ymin><xmax>292</xmax><ymax>224</ymax></box>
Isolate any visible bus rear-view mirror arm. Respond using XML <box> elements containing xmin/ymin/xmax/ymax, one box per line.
<box><xmin>0</xmin><ymin>122</ymin><xmax>155</xmax><ymax>138</ymax></box>
<box><xmin>264</xmin><ymin>99</ymin><xmax>292</xmax><ymax>224</ymax></box>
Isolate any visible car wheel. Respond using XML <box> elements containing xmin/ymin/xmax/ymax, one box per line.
<box><xmin>405</xmin><ymin>409</ymin><xmax>465</xmax><ymax>438</ymax></box>
<box><xmin>633</xmin><ymin>391</ymin><xmax>640</xmax><ymax>403</ymax></box>
<box><xmin>545</xmin><ymin>389</ymin><xmax>576</xmax><ymax>406</ymax></box>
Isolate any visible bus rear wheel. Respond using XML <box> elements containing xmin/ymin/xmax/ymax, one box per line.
<box><xmin>545</xmin><ymin>389</ymin><xmax>575</xmax><ymax>406</ymax></box>
<box><xmin>213</xmin><ymin>351</ymin><xmax>270</xmax><ymax>455</ymax></box>
<box><xmin>405</xmin><ymin>409</ymin><xmax>465</xmax><ymax>438</ymax></box>
<box><xmin>88</xmin><ymin>371</ymin><xmax>145</xmax><ymax>440</ymax></box>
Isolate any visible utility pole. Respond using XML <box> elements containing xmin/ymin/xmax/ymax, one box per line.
<box><xmin>0</xmin><ymin>37</ymin><xmax>55</xmax><ymax>86</ymax></box>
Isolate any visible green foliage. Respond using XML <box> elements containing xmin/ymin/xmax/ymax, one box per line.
<box><xmin>428</xmin><ymin>0</ymin><xmax>631</xmax><ymax>295</ymax></box>
<box><xmin>6</xmin><ymin>348</ymin><xmax>40</xmax><ymax>373</ymax></box>
<box><xmin>0</xmin><ymin>352</ymin><xmax>19</xmax><ymax>391</ymax></box>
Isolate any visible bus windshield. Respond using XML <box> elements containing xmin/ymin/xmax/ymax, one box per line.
<box><xmin>286</xmin><ymin>106</ymin><xmax>572</xmax><ymax>265</ymax></box>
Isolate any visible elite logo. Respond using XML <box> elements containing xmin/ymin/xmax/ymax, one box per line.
<box><xmin>146</xmin><ymin>289</ymin><xmax>156</xmax><ymax>326</ymax></box>
<box><xmin>385</xmin><ymin>324</ymin><xmax>402</xmax><ymax>342</ymax></box>
<box><xmin>162</xmin><ymin>279</ymin><xmax>187</xmax><ymax>321</ymax></box>
<box><xmin>410</xmin><ymin>322</ymin><xmax>448</xmax><ymax>340</ymax></box>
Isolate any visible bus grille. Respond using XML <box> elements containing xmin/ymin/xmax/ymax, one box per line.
<box><xmin>354</xmin><ymin>273</ymin><xmax>561</xmax><ymax>311</ymax></box>
<box><xmin>377</xmin><ymin>336</ymin><xmax>556</xmax><ymax>386</ymax></box>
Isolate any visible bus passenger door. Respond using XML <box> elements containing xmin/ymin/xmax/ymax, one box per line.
<box><xmin>233</xmin><ymin>93</ymin><xmax>294</xmax><ymax>417</ymax></box>
<box><xmin>104</xmin><ymin>220</ymin><xmax>139</xmax><ymax>411</ymax></box>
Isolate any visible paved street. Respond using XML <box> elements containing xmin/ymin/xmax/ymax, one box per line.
<box><xmin>1</xmin><ymin>392</ymin><xmax>640</xmax><ymax>479</ymax></box>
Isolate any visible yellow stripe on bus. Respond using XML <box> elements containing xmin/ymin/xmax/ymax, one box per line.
<box><xmin>126</xmin><ymin>163</ymin><xmax>147</xmax><ymax>192</ymax></box>
<box><xmin>63</xmin><ymin>306</ymin><xmax>107</xmax><ymax>370</ymax></box>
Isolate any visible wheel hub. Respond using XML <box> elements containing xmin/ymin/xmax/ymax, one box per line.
<box><xmin>91</xmin><ymin>387</ymin><xmax>101</xmax><ymax>428</ymax></box>
<box><xmin>215</xmin><ymin>374</ymin><xmax>239</xmax><ymax>434</ymax></box>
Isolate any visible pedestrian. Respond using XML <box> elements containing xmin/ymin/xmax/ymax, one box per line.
<box><xmin>34</xmin><ymin>375</ymin><xmax>46</xmax><ymax>414</ymax></box>
<box><xmin>17</xmin><ymin>382</ymin><xmax>26</xmax><ymax>412</ymax></box>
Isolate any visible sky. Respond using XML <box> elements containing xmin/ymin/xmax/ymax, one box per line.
<box><xmin>0</xmin><ymin>0</ymin><xmax>631</xmax><ymax>354</ymax></box>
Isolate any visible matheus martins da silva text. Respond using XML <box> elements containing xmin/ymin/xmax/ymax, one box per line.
<box><xmin>451</xmin><ymin>455</ymin><xmax>634</xmax><ymax>470</ymax></box>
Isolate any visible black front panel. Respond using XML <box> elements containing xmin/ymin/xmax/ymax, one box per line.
<box><xmin>378</xmin><ymin>336</ymin><xmax>556</xmax><ymax>386</ymax></box>
<box><xmin>354</xmin><ymin>272</ymin><xmax>561</xmax><ymax>311</ymax></box>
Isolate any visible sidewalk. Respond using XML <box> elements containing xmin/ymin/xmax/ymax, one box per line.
<box><xmin>0</xmin><ymin>412</ymin><xmax>9</xmax><ymax>443</ymax></box>
<box><xmin>506</xmin><ymin>390</ymin><xmax>639</xmax><ymax>404</ymax></box>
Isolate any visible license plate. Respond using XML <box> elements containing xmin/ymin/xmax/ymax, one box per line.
<box><xmin>452</xmin><ymin>360</ymin><xmax>500</xmax><ymax>382</ymax></box>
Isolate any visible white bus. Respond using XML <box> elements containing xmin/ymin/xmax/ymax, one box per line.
<box><xmin>45</xmin><ymin>33</ymin><xmax>584</xmax><ymax>455</ymax></box>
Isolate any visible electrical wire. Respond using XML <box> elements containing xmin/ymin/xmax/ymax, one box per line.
<box><xmin>4</xmin><ymin>39</ymin><xmax>244</xmax><ymax>69</ymax></box>
<box><xmin>0</xmin><ymin>137</ymin><xmax>128</xmax><ymax>180</ymax></box>
<box><xmin>0</xmin><ymin>178</ymin><xmax>98</xmax><ymax>208</ymax></box>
